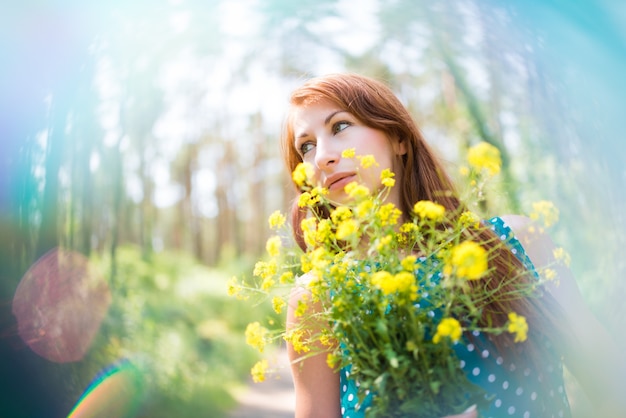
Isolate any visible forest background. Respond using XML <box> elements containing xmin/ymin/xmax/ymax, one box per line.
<box><xmin>1</xmin><ymin>1</ymin><xmax>625</xmax><ymax>417</ymax></box>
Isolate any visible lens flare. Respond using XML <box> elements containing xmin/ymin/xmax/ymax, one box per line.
<box><xmin>11</xmin><ymin>248</ymin><xmax>111</xmax><ymax>363</ymax></box>
<box><xmin>68</xmin><ymin>360</ymin><xmax>145</xmax><ymax>418</ymax></box>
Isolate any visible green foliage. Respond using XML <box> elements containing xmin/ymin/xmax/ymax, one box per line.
<box><xmin>238</xmin><ymin>153</ymin><xmax>552</xmax><ymax>416</ymax></box>
<box><xmin>80</xmin><ymin>245</ymin><xmax>271</xmax><ymax>418</ymax></box>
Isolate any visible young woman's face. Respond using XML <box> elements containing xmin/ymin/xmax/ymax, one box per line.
<box><xmin>291</xmin><ymin>99</ymin><xmax>406</xmax><ymax>206</ymax></box>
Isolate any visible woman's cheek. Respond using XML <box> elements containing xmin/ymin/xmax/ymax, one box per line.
<box><xmin>311</xmin><ymin>173</ymin><xmax>323</xmax><ymax>188</ymax></box>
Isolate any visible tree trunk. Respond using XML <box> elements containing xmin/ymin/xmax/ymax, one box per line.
<box><xmin>109</xmin><ymin>142</ymin><xmax>124</xmax><ymax>287</ymax></box>
<box><xmin>434</xmin><ymin>30</ymin><xmax>520</xmax><ymax>213</ymax></box>
<box><xmin>248</xmin><ymin>113</ymin><xmax>267</xmax><ymax>256</ymax></box>
<box><xmin>35</xmin><ymin>97</ymin><xmax>66</xmax><ymax>259</ymax></box>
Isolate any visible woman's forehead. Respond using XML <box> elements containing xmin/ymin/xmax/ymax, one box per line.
<box><xmin>291</xmin><ymin>100</ymin><xmax>345</xmax><ymax>125</ymax></box>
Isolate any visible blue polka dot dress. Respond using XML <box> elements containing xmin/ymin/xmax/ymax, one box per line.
<box><xmin>339</xmin><ymin>217</ymin><xmax>572</xmax><ymax>418</ymax></box>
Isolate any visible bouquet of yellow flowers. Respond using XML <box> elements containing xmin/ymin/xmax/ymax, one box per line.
<box><xmin>229</xmin><ymin>142</ymin><xmax>564</xmax><ymax>417</ymax></box>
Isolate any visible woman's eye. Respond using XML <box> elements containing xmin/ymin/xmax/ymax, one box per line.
<box><xmin>299</xmin><ymin>142</ymin><xmax>315</xmax><ymax>155</ymax></box>
<box><xmin>332</xmin><ymin>121</ymin><xmax>351</xmax><ymax>134</ymax></box>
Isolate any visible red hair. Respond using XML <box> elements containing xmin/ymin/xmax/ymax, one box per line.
<box><xmin>282</xmin><ymin>73</ymin><xmax>460</xmax><ymax>243</ymax></box>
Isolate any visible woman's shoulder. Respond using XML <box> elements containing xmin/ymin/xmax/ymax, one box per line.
<box><xmin>294</xmin><ymin>271</ymin><xmax>318</xmax><ymax>290</ymax></box>
<box><xmin>497</xmin><ymin>214</ymin><xmax>533</xmax><ymax>231</ymax></box>
<box><xmin>484</xmin><ymin>215</ymin><xmax>531</xmax><ymax>259</ymax></box>
<box><xmin>487</xmin><ymin>214</ymin><xmax>532</xmax><ymax>234</ymax></box>
<box><xmin>290</xmin><ymin>271</ymin><xmax>322</xmax><ymax>307</ymax></box>
<box><xmin>495</xmin><ymin>214</ymin><xmax>553</xmax><ymax>269</ymax></box>
<box><xmin>484</xmin><ymin>214</ymin><xmax>561</xmax><ymax>278</ymax></box>
<box><xmin>488</xmin><ymin>215</ymin><xmax>541</xmax><ymax>250</ymax></box>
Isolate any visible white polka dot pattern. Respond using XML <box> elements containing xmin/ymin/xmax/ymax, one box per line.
<box><xmin>338</xmin><ymin>217</ymin><xmax>572</xmax><ymax>418</ymax></box>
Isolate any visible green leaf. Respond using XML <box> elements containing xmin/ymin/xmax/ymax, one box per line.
<box><xmin>429</xmin><ymin>380</ymin><xmax>441</xmax><ymax>394</ymax></box>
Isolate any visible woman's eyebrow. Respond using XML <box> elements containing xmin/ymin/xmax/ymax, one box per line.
<box><xmin>324</xmin><ymin>110</ymin><xmax>347</xmax><ymax>125</ymax></box>
<box><xmin>295</xmin><ymin>110</ymin><xmax>348</xmax><ymax>139</ymax></box>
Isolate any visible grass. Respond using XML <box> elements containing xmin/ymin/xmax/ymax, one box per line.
<box><xmin>64</xmin><ymin>245</ymin><xmax>273</xmax><ymax>418</ymax></box>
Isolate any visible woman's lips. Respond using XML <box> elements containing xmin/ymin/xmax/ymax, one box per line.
<box><xmin>327</xmin><ymin>174</ymin><xmax>356</xmax><ymax>191</ymax></box>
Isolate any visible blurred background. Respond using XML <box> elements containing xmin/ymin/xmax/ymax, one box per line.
<box><xmin>1</xmin><ymin>0</ymin><xmax>625</xmax><ymax>417</ymax></box>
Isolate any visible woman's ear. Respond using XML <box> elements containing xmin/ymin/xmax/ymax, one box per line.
<box><xmin>393</xmin><ymin>137</ymin><xmax>408</xmax><ymax>156</ymax></box>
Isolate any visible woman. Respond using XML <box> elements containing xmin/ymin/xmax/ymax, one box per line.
<box><xmin>282</xmin><ymin>73</ymin><xmax>625</xmax><ymax>417</ymax></box>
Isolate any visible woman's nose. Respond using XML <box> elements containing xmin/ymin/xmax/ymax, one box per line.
<box><xmin>314</xmin><ymin>137</ymin><xmax>340</xmax><ymax>169</ymax></box>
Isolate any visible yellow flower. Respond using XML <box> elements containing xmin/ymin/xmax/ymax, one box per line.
<box><xmin>227</xmin><ymin>276</ymin><xmax>248</xmax><ymax>300</ymax></box>
<box><xmin>284</xmin><ymin>329</ymin><xmax>310</xmax><ymax>353</ymax></box>
<box><xmin>251</xmin><ymin>359</ymin><xmax>269</xmax><ymax>383</ymax></box>
<box><xmin>311</xmin><ymin>186</ymin><xmax>328</xmax><ymax>197</ymax></box>
<box><xmin>336</xmin><ymin>219</ymin><xmax>358</xmax><ymax>241</ymax></box>
<box><xmin>413</xmin><ymin>200</ymin><xmax>446</xmax><ymax>221</ymax></box>
<box><xmin>398</xmin><ymin>222</ymin><xmax>419</xmax><ymax>246</ymax></box>
<box><xmin>553</xmin><ymin>247</ymin><xmax>571</xmax><ymax>267</ymax></box>
<box><xmin>376</xmin><ymin>234</ymin><xmax>393</xmax><ymax>253</ymax></box>
<box><xmin>227</xmin><ymin>276</ymin><xmax>239</xmax><ymax>296</ymax></box>
<box><xmin>370</xmin><ymin>271</ymin><xmax>393</xmax><ymax>294</ymax></box>
<box><xmin>355</xmin><ymin>200</ymin><xmax>374</xmax><ymax>219</ymax></box>
<box><xmin>298</xmin><ymin>191</ymin><xmax>321</xmax><ymax>208</ymax></box>
<box><xmin>380</xmin><ymin>168</ymin><xmax>394</xmax><ymax>180</ymax></box>
<box><xmin>344</xmin><ymin>182</ymin><xmax>370</xmax><ymax>199</ymax></box>
<box><xmin>382</xmin><ymin>177</ymin><xmax>395</xmax><ymax>188</ymax></box>
<box><xmin>370</xmin><ymin>271</ymin><xmax>416</xmax><ymax>296</ymax></box>
<box><xmin>467</xmin><ymin>142</ymin><xmax>501</xmax><ymax>176</ymax></box>
<box><xmin>301</xmin><ymin>217</ymin><xmax>317</xmax><ymax>233</ymax></box>
<box><xmin>301</xmin><ymin>217</ymin><xmax>318</xmax><ymax>248</ymax></box>
<box><xmin>541</xmin><ymin>268</ymin><xmax>559</xmax><ymax>285</ymax></box>
<box><xmin>300</xmin><ymin>253</ymin><xmax>313</xmax><ymax>273</ymax></box>
<box><xmin>507</xmin><ymin>312</ymin><xmax>528</xmax><ymax>342</ymax></box>
<box><xmin>458</xmin><ymin>211</ymin><xmax>480</xmax><ymax>229</ymax></box>
<box><xmin>380</xmin><ymin>168</ymin><xmax>396</xmax><ymax>188</ymax></box>
<box><xmin>341</xmin><ymin>148</ymin><xmax>356</xmax><ymax>158</ymax></box>
<box><xmin>295</xmin><ymin>295</ymin><xmax>309</xmax><ymax>317</ymax></box>
<box><xmin>444</xmin><ymin>241</ymin><xmax>488</xmax><ymax>280</ymax></box>
<box><xmin>433</xmin><ymin>318</ymin><xmax>462</xmax><ymax>344</ymax></box>
<box><xmin>279</xmin><ymin>271</ymin><xmax>294</xmax><ymax>284</ymax></box>
<box><xmin>529</xmin><ymin>200</ymin><xmax>559</xmax><ymax>228</ymax></box>
<box><xmin>330</xmin><ymin>206</ymin><xmax>353</xmax><ymax>224</ymax></box>
<box><xmin>319</xmin><ymin>332</ymin><xmax>335</xmax><ymax>347</ymax></box>
<box><xmin>261</xmin><ymin>276</ymin><xmax>275</xmax><ymax>291</ymax></box>
<box><xmin>245</xmin><ymin>322</ymin><xmax>268</xmax><ymax>352</ymax></box>
<box><xmin>459</xmin><ymin>165</ymin><xmax>470</xmax><ymax>177</ymax></box>
<box><xmin>329</xmin><ymin>256</ymin><xmax>350</xmax><ymax>278</ymax></box>
<box><xmin>316</xmin><ymin>219</ymin><xmax>333</xmax><ymax>243</ymax></box>
<box><xmin>326</xmin><ymin>353</ymin><xmax>341</xmax><ymax>369</ymax></box>
<box><xmin>268</xmin><ymin>210</ymin><xmax>286</xmax><ymax>229</ymax></box>
<box><xmin>393</xmin><ymin>271</ymin><xmax>416</xmax><ymax>294</ymax></box>
<box><xmin>309</xmin><ymin>246</ymin><xmax>331</xmax><ymax>272</ymax></box>
<box><xmin>377</xmin><ymin>203</ymin><xmax>402</xmax><ymax>226</ymax></box>
<box><xmin>253</xmin><ymin>259</ymin><xmax>277</xmax><ymax>279</ymax></box>
<box><xmin>272</xmin><ymin>296</ymin><xmax>286</xmax><ymax>314</ymax></box>
<box><xmin>358</xmin><ymin>154</ymin><xmax>378</xmax><ymax>168</ymax></box>
<box><xmin>401</xmin><ymin>255</ymin><xmax>417</xmax><ymax>271</ymax></box>
<box><xmin>292</xmin><ymin>162</ymin><xmax>313</xmax><ymax>188</ymax></box>
<box><xmin>266</xmin><ymin>236</ymin><xmax>281</xmax><ymax>257</ymax></box>
<box><xmin>308</xmin><ymin>274</ymin><xmax>324</xmax><ymax>295</ymax></box>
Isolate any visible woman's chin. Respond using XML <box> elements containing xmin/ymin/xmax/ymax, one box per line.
<box><xmin>325</xmin><ymin>192</ymin><xmax>352</xmax><ymax>207</ymax></box>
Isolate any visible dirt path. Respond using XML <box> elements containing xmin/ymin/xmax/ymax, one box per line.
<box><xmin>228</xmin><ymin>348</ymin><xmax>295</xmax><ymax>418</ymax></box>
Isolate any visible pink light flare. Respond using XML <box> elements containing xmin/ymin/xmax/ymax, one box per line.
<box><xmin>12</xmin><ymin>248</ymin><xmax>111</xmax><ymax>363</ymax></box>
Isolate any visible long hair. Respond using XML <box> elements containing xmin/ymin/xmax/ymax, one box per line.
<box><xmin>280</xmin><ymin>73</ymin><xmax>564</xmax><ymax>363</ymax></box>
